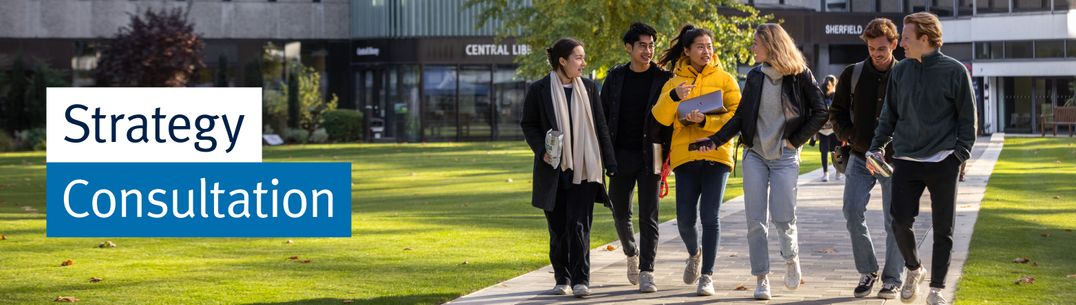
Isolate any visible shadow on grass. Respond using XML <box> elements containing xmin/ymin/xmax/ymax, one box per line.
<box><xmin>243</xmin><ymin>294</ymin><xmax>458</xmax><ymax>305</ymax></box>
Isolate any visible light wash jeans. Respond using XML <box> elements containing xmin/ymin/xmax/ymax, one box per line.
<box><xmin>843</xmin><ymin>154</ymin><xmax>905</xmax><ymax>285</ymax></box>
<box><xmin>743</xmin><ymin>148</ymin><xmax>800</xmax><ymax>276</ymax></box>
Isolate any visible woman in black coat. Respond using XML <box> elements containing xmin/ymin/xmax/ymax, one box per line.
<box><xmin>519</xmin><ymin>37</ymin><xmax>617</xmax><ymax>298</ymax></box>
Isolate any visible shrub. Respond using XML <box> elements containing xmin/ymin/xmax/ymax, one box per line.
<box><xmin>322</xmin><ymin>109</ymin><xmax>363</xmax><ymax>142</ymax></box>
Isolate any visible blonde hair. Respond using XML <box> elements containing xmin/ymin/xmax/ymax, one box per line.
<box><xmin>755</xmin><ymin>23</ymin><xmax>807</xmax><ymax>76</ymax></box>
<box><xmin>823</xmin><ymin>75</ymin><xmax>837</xmax><ymax>96</ymax></box>
<box><xmin>903</xmin><ymin>12</ymin><xmax>944</xmax><ymax>48</ymax></box>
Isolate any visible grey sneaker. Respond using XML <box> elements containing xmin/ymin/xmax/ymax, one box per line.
<box><xmin>639</xmin><ymin>271</ymin><xmax>657</xmax><ymax>293</ymax></box>
<box><xmin>683</xmin><ymin>251</ymin><xmax>701</xmax><ymax>284</ymax></box>
<box><xmin>785</xmin><ymin>257</ymin><xmax>802</xmax><ymax>290</ymax></box>
<box><xmin>754</xmin><ymin>276</ymin><xmax>772</xmax><ymax>300</ymax></box>
<box><xmin>822</xmin><ymin>172</ymin><xmax>830</xmax><ymax>182</ymax></box>
<box><xmin>626</xmin><ymin>255</ymin><xmax>640</xmax><ymax>285</ymax></box>
<box><xmin>877</xmin><ymin>282</ymin><xmax>899</xmax><ymax>299</ymax></box>
<box><xmin>549</xmin><ymin>284</ymin><xmax>571</xmax><ymax>295</ymax></box>
<box><xmin>926</xmin><ymin>287</ymin><xmax>948</xmax><ymax>305</ymax></box>
<box><xmin>572</xmin><ymin>284</ymin><xmax>590</xmax><ymax>298</ymax></box>
<box><xmin>697</xmin><ymin>274</ymin><xmax>715</xmax><ymax>296</ymax></box>
<box><xmin>900</xmin><ymin>267</ymin><xmax>927</xmax><ymax>303</ymax></box>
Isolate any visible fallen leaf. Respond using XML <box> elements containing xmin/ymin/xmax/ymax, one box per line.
<box><xmin>460</xmin><ymin>261</ymin><xmax>469</xmax><ymax>265</ymax></box>
<box><xmin>729</xmin><ymin>254</ymin><xmax>737</xmax><ymax>257</ymax></box>
<box><xmin>286</xmin><ymin>240</ymin><xmax>293</xmax><ymax>244</ymax></box>
<box><xmin>800</xmin><ymin>279</ymin><xmax>806</xmax><ymax>284</ymax></box>
<box><xmin>606</xmin><ymin>245</ymin><xmax>617</xmax><ymax>251</ymax></box>
<box><xmin>1067</xmin><ymin>274</ymin><xmax>1076</xmax><ymax>279</ymax></box>
<box><xmin>1066</xmin><ymin>229</ymin><xmax>1073</xmax><ymax>232</ymax></box>
<box><xmin>97</xmin><ymin>241</ymin><xmax>116</xmax><ymax>248</ymax></box>
<box><xmin>505</xmin><ymin>178</ymin><xmax>513</xmax><ymax>183</ymax></box>
<box><xmin>1</xmin><ymin>235</ymin><xmax>6</xmax><ymax>240</ymax></box>
<box><xmin>816</xmin><ymin>247</ymin><xmax>838</xmax><ymax>254</ymax></box>
<box><xmin>54</xmin><ymin>296</ymin><xmax>79</xmax><ymax>302</ymax></box>
<box><xmin>1041</xmin><ymin>232</ymin><xmax>1052</xmax><ymax>238</ymax></box>
<box><xmin>301</xmin><ymin>259</ymin><xmax>312</xmax><ymax>264</ymax></box>
<box><xmin>403</xmin><ymin>247</ymin><xmax>412</xmax><ymax>251</ymax></box>
<box><xmin>733</xmin><ymin>284</ymin><xmax>748</xmax><ymax>291</ymax></box>
<box><xmin>1013</xmin><ymin>257</ymin><xmax>1031</xmax><ymax>264</ymax></box>
<box><xmin>1032</xmin><ymin>262</ymin><xmax>1039</xmax><ymax>267</ymax></box>
<box><xmin>89</xmin><ymin>277</ymin><xmax>102</xmax><ymax>283</ymax></box>
<box><xmin>1055</xmin><ymin>196</ymin><xmax>1062</xmax><ymax>200</ymax></box>
<box><xmin>342</xmin><ymin>300</ymin><xmax>354</xmax><ymax>304</ymax></box>
<box><xmin>1014</xmin><ymin>276</ymin><xmax>1035</xmax><ymax>284</ymax></box>
<box><xmin>288</xmin><ymin>256</ymin><xmax>299</xmax><ymax>260</ymax></box>
<box><xmin>61</xmin><ymin>259</ymin><xmax>74</xmax><ymax>267</ymax></box>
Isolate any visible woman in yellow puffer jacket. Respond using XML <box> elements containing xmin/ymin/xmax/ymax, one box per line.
<box><xmin>650</xmin><ymin>24</ymin><xmax>741</xmax><ymax>297</ymax></box>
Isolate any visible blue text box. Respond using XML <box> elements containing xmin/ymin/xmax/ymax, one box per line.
<box><xmin>47</xmin><ymin>162</ymin><xmax>352</xmax><ymax>237</ymax></box>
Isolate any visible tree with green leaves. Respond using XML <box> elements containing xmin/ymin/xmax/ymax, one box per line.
<box><xmin>282</xmin><ymin>64</ymin><xmax>339</xmax><ymax>138</ymax></box>
<box><xmin>467</xmin><ymin>0</ymin><xmax>772</xmax><ymax>80</ymax></box>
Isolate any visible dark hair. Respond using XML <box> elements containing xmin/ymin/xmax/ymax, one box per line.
<box><xmin>622</xmin><ymin>22</ymin><xmax>658</xmax><ymax>45</ymax></box>
<box><xmin>658</xmin><ymin>24</ymin><xmax>714</xmax><ymax>69</ymax></box>
<box><xmin>546</xmin><ymin>38</ymin><xmax>584</xmax><ymax>72</ymax></box>
<box><xmin>860</xmin><ymin>18</ymin><xmax>899</xmax><ymax>43</ymax></box>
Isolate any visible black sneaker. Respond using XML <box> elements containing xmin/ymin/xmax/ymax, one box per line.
<box><xmin>853</xmin><ymin>273</ymin><xmax>878</xmax><ymax>298</ymax></box>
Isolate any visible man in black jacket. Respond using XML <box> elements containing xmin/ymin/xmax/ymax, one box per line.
<box><xmin>599</xmin><ymin>22</ymin><xmax>672</xmax><ymax>293</ymax></box>
<box><xmin>830</xmin><ymin>18</ymin><xmax>905</xmax><ymax>300</ymax></box>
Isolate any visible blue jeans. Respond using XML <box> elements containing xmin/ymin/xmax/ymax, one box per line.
<box><xmin>674</xmin><ymin>160</ymin><xmax>731</xmax><ymax>275</ymax></box>
<box><xmin>843</xmin><ymin>154</ymin><xmax>905</xmax><ymax>285</ymax></box>
<box><xmin>743</xmin><ymin>149</ymin><xmax>800</xmax><ymax>276</ymax></box>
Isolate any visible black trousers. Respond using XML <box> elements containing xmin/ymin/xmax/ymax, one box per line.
<box><xmin>607</xmin><ymin>150</ymin><xmax>660</xmax><ymax>272</ymax></box>
<box><xmin>545</xmin><ymin>178</ymin><xmax>599</xmax><ymax>286</ymax></box>
<box><xmin>890</xmin><ymin>154</ymin><xmax>961</xmax><ymax>289</ymax></box>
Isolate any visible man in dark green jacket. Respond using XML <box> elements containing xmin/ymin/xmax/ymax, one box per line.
<box><xmin>867</xmin><ymin>12</ymin><xmax>976</xmax><ymax>305</ymax></box>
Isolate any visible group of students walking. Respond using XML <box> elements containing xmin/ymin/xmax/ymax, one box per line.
<box><xmin>520</xmin><ymin>12</ymin><xmax>976</xmax><ymax>305</ymax></box>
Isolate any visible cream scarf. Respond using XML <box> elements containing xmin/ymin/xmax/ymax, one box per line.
<box><xmin>549</xmin><ymin>71</ymin><xmax>603</xmax><ymax>184</ymax></box>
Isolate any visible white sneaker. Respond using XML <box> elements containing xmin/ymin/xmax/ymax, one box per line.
<box><xmin>926</xmin><ymin>287</ymin><xmax>948</xmax><ymax>305</ymax></box>
<box><xmin>572</xmin><ymin>284</ymin><xmax>590</xmax><ymax>297</ymax></box>
<box><xmin>549</xmin><ymin>284</ymin><xmax>572</xmax><ymax>295</ymax></box>
<box><xmin>785</xmin><ymin>257</ymin><xmax>802</xmax><ymax>290</ymax></box>
<box><xmin>835</xmin><ymin>172</ymin><xmax>843</xmax><ymax>181</ymax></box>
<box><xmin>877</xmin><ymin>282</ymin><xmax>899</xmax><ymax>299</ymax></box>
<box><xmin>683</xmin><ymin>251</ymin><xmax>701</xmax><ymax>284</ymax></box>
<box><xmin>626</xmin><ymin>255</ymin><xmax>640</xmax><ymax>285</ymax></box>
<box><xmin>754</xmin><ymin>276</ymin><xmax>772</xmax><ymax>300</ymax></box>
<box><xmin>822</xmin><ymin>172</ymin><xmax>830</xmax><ymax>182</ymax></box>
<box><xmin>900</xmin><ymin>267</ymin><xmax>927</xmax><ymax>303</ymax></box>
<box><xmin>639</xmin><ymin>271</ymin><xmax>657</xmax><ymax>293</ymax></box>
<box><xmin>697</xmin><ymin>274</ymin><xmax>715</xmax><ymax>296</ymax></box>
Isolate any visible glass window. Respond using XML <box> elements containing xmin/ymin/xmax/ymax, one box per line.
<box><xmin>824</xmin><ymin>0</ymin><xmax>850</xmax><ymax>12</ymax></box>
<box><xmin>880</xmin><ymin>0</ymin><xmax>903</xmax><ymax>12</ymax></box>
<box><xmin>1058</xmin><ymin>0</ymin><xmax>1076</xmax><ymax>10</ymax></box>
<box><xmin>423</xmin><ymin>65</ymin><xmax>458</xmax><ymax>141</ymax></box>
<box><xmin>957</xmin><ymin>0</ymin><xmax>974</xmax><ymax>16</ymax></box>
<box><xmin>945</xmin><ymin>43</ymin><xmax>973</xmax><ymax>61</ymax></box>
<box><xmin>1014</xmin><ymin>0</ymin><xmax>1050</xmax><ymax>12</ymax></box>
<box><xmin>1059</xmin><ymin>77</ymin><xmax>1076</xmax><ymax>107</ymax></box>
<box><xmin>459</xmin><ymin>65</ymin><xmax>492</xmax><ymax>141</ymax></box>
<box><xmin>930</xmin><ymin>0</ymin><xmax>956</xmax><ymax>17</ymax></box>
<box><xmin>1005</xmin><ymin>41</ymin><xmax>1033</xmax><ymax>59</ymax></box>
<box><xmin>494</xmin><ymin>65</ymin><xmax>526</xmax><ymax>140</ymax></box>
<box><xmin>393</xmin><ymin>65</ymin><xmax>421</xmax><ymax>142</ymax></box>
<box><xmin>976</xmin><ymin>0</ymin><xmax>1010</xmax><ymax>14</ymax></box>
<box><xmin>1068</xmin><ymin>40</ymin><xmax>1076</xmax><ymax>58</ymax></box>
<box><xmin>908</xmin><ymin>0</ymin><xmax>928</xmax><ymax>12</ymax></box>
<box><xmin>1003</xmin><ymin>77</ymin><xmax>1034</xmax><ymax>133</ymax></box>
<box><xmin>975</xmin><ymin>42</ymin><xmax>1002</xmax><ymax>60</ymax></box>
<box><xmin>851</xmin><ymin>0</ymin><xmax>875</xmax><ymax>12</ymax></box>
<box><xmin>1035</xmin><ymin>40</ymin><xmax>1065</xmax><ymax>58</ymax></box>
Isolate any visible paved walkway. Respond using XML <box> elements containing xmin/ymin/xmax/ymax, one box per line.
<box><xmin>449</xmin><ymin>134</ymin><xmax>1004</xmax><ymax>305</ymax></box>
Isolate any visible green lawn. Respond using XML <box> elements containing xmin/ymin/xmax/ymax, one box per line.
<box><xmin>956</xmin><ymin>137</ymin><xmax>1076</xmax><ymax>304</ymax></box>
<box><xmin>0</xmin><ymin>141</ymin><xmax>820</xmax><ymax>304</ymax></box>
